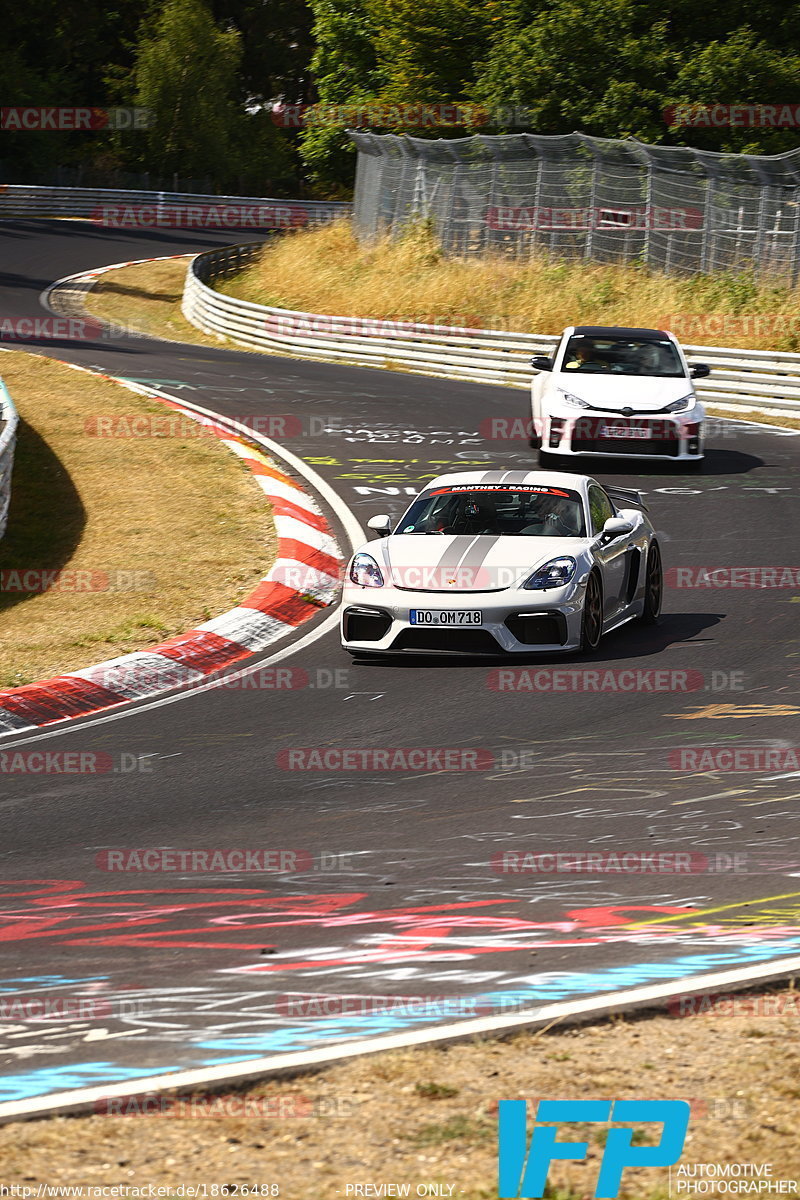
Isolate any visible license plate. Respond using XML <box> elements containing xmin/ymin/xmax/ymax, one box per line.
<box><xmin>599</xmin><ymin>424</ymin><xmax>652</xmax><ymax>439</ymax></box>
<box><xmin>410</xmin><ymin>609</ymin><xmax>483</xmax><ymax>626</ymax></box>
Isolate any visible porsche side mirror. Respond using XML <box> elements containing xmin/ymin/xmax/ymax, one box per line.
<box><xmin>367</xmin><ymin>514</ymin><xmax>392</xmax><ymax>537</ymax></box>
<box><xmin>601</xmin><ymin>515</ymin><xmax>635</xmax><ymax>540</ymax></box>
<box><xmin>690</xmin><ymin>362</ymin><xmax>710</xmax><ymax>379</ymax></box>
<box><xmin>531</xmin><ymin>355</ymin><xmax>553</xmax><ymax>371</ymax></box>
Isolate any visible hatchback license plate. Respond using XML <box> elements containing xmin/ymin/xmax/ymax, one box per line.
<box><xmin>599</xmin><ymin>424</ymin><xmax>652</xmax><ymax>439</ymax></box>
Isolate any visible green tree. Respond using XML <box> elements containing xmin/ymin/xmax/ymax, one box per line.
<box><xmin>473</xmin><ymin>0</ymin><xmax>676</xmax><ymax>141</ymax></box>
<box><xmin>366</xmin><ymin>0</ymin><xmax>495</xmax><ymax>101</ymax></box>
<box><xmin>669</xmin><ymin>29</ymin><xmax>800</xmax><ymax>153</ymax></box>
<box><xmin>133</xmin><ymin>0</ymin><xmax>246</xmax><ymax>180</ymax></box>
<box><xmin>298</xmin><ymin>0</ymin><xmax>385</xmax><ymax>192</ymax></box>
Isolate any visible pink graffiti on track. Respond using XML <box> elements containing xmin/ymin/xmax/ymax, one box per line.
<box><xmin>0</xmin><ymin>883</ymin><xmax>793</xmax><ymax>967</ymax></box>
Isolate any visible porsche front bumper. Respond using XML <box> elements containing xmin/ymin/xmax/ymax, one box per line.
<box><xmin>340</xmin><ymin>582</ymin><xmax>587</xmax><ymax>655</ymax></box>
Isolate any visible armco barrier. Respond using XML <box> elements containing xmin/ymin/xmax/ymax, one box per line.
<box><xmin>0</xmin><ymin>377</ymin><xmax>19</xmax><ymax>540</ymax></box>
<box><xmin>182</xmin><ymin>245</ymin><xmax>800</xmax><ymax>415</ymax></box>
<box><xmin>0</xmin><ymin>184</ymin><xmax>349</xmax><ymax>225</ymax></box>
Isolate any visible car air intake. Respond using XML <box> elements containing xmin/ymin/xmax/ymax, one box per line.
<box><xmin>504</xmin><ymin>613</ymin><xmax>567</xmax><ymax>645</ymax></box>
<box><xmin>344</xmin><ymin>607</ymin><xmax>393</xmax><ymax>641</ymax></box>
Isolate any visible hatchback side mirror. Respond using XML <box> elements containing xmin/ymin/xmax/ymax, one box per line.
<box><xmin>531</xmin><ymin>355</ymin><xmax>553</xmax><ymax>371</ymax></box>
<box><xmin>367</xmin><ymin>514</ymin><xmax>392</xmax><ymax>537</ymax></box>
<box><xmin>690</xmin><ymin>362</ymin><xmax>710</xmax><ymax>379</ymax></box>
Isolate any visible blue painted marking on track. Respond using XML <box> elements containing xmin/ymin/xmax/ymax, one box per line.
<box><xmin>0</xmin><ymin>1063</ymin><xmax>183</xmax><ymax>1102</ymax></box>
<box><xmin>0</xmin><ymin>976</ymin><xmax>108</xmax><ymax>989</ymax></box>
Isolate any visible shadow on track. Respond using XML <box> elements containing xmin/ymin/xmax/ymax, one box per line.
<box><xmin>539</xmin><ymin>448</ymin><xmax>764</xmax><ymax>477</ymax></box>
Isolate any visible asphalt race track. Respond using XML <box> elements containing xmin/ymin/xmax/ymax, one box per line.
<box><xmin>1</xmin><ymin>219</ymin><xmax>800</xmax><ymax>1109</ymax></box>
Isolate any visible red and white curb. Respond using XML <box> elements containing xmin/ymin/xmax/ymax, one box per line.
<box><xmin>0</xmin><ymin>360</ymin><xmax>345</xmax><ymax>733</ymax></box>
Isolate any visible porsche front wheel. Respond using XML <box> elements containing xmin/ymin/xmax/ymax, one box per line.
<box><xmin>579</xmin><ymin>571</ymin><xmax>603</xmax><ymax>653</ymax></box>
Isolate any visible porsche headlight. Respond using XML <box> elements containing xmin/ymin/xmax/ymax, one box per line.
<box><xmin>664</xmin><ymin>394</ymin><xmax>695</xmax><ymax>413</ymax></box>
<box><xmin>523</xmin><ymin>556</ymin><xmax>577</xmax><ymax>590</ymax></box>
<box><xmin>558</xmin><ymin>390</ymin><xmax>591</xmax><ymax>409</ymax></box>
<box><xmin>349</xmin><ymin>553</ymin><xmax>384</xmax><ymax>588</ymax></box>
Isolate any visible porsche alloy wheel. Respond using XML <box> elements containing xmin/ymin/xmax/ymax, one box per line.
<box><xmin>579</xmin><ymin>571</ymin><xmax>603</xmax><ymax>653</ymax></box>
<box><xmin>641</xmin><ymin>541</ymin><xmax>663</xmax><ymax>624</ymax></box>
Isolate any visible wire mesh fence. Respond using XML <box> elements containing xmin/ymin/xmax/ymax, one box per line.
<box><xmin>349</xmin><ymin>131</ymin><xmax>800</xmax><ymax>280</ymax></box>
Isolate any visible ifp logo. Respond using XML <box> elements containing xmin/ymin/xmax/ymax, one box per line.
<box><xmin>498</xmin><ymin>1099</ymin><xmax>690</xmax><ymax>1198</ymax></box>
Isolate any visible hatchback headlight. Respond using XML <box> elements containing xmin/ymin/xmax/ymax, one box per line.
<box><xmin>349</xmin><ymin>553</ymin><xmax>384</xmax><ymax>587</ymax></box>
<box><xmin>523</xmin><ymin>556</ymin><xmax>577</xmax><ymax>590</ymax></box>
<box><xmin>558</xmin><ymin>390</ymin><xmax>591</xmax><ymax>409</ymax></box>
<box><xmin>664</xmin><ymin>394</ymin><xmax>695</xmax><ymax>413</ymax></box>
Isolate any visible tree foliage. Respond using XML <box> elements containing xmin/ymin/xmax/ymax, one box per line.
<box><xmin>4</xmin><ymin>0</ymin><xmax>800</xmax><ymax>195</ymax></box>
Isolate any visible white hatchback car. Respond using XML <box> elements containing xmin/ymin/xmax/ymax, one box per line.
<box><xmin>341</xmin><ymin>469</ymin><xmax>662</xmax><ymax>657</ymax></box>
<box><xmin>531</xmin><ymin>325</ymin><xmax>709</xmax><ymax>463</ymax></box>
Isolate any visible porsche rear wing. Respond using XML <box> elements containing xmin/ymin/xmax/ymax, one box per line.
<box><xmin>604</xmin><ymin>485</ymin><xmax>649</xmax><ymax>512</ymax></box>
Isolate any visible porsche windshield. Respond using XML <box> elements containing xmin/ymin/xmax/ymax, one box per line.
<box><xmin>396</xmin><ymin>485</ymin><xmax>586</xmax><ymax>537</ymax></box>
<box><xmin>562</xmin><ymin>335</ymin><xmax>685</xmax><ymax>377</ymax></box>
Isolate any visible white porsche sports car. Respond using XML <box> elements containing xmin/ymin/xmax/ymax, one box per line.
<box><xmin>531</xmin><ymin>325</ymin><xmax>708</xmax><ymax>463</ymax></box>
<box><xmin>341</xmin><ymin>470</ymin><xmax>662</xmax><ymax>657</ymax></box>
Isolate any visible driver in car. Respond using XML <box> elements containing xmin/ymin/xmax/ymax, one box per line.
<box><xmin>521</xmin><ymin>495</ymin><xmax>578</xmax><ymax>536</ymax></box>
<box><xmin>565</xmin><ymin>343</ymin><xmax>609</xmax><ymax>371</ymax></box>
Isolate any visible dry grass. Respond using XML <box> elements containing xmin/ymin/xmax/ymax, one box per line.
<box><xmin>83</xmin><ymin>258</ymin><xmax>215</xmax><ymax>346</ymax></box>
<box><xmin>217</xmin><ymin>220</ymin><xmax>800</xmax><ymax>352</ymax></box>
<box><xmin>706</xmin><ymin>406</ymin><xmax>800</xmax><ymax>430</ymax></box>
<box><xmin>0</xmin><ymin>988</ymin><xmax>798</xmax><ymax>1197</ymax></box>
<box><xmin>0</xmin><ymin>351</ymin><xmax>275</xmax><ymax>685</ymax></box>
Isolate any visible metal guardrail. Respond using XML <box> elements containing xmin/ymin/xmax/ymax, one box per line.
<box><xmin>0</xmin><ymin>184</ymin><xmax>349</xmax><ymax>224</ymax></box>
<box><xmin>0</xmin><ymin>377</ymin><xmax>19</xmax><ymax>540</ymax></box>
<box><xmin>182</xmin><ymin>245</ymin><xmax>800</xmax><ymax>416</ymax></box>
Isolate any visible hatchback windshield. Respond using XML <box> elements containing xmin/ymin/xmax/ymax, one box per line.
<box><xmin>396</xmin><ymin>484</ymin><xmax>586</xmax><ymax>537</ymax></box>
<box><xmin>562</xmin><ymin>335</ymin><xmax>685</xmax><ymax>377</ymax></box>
